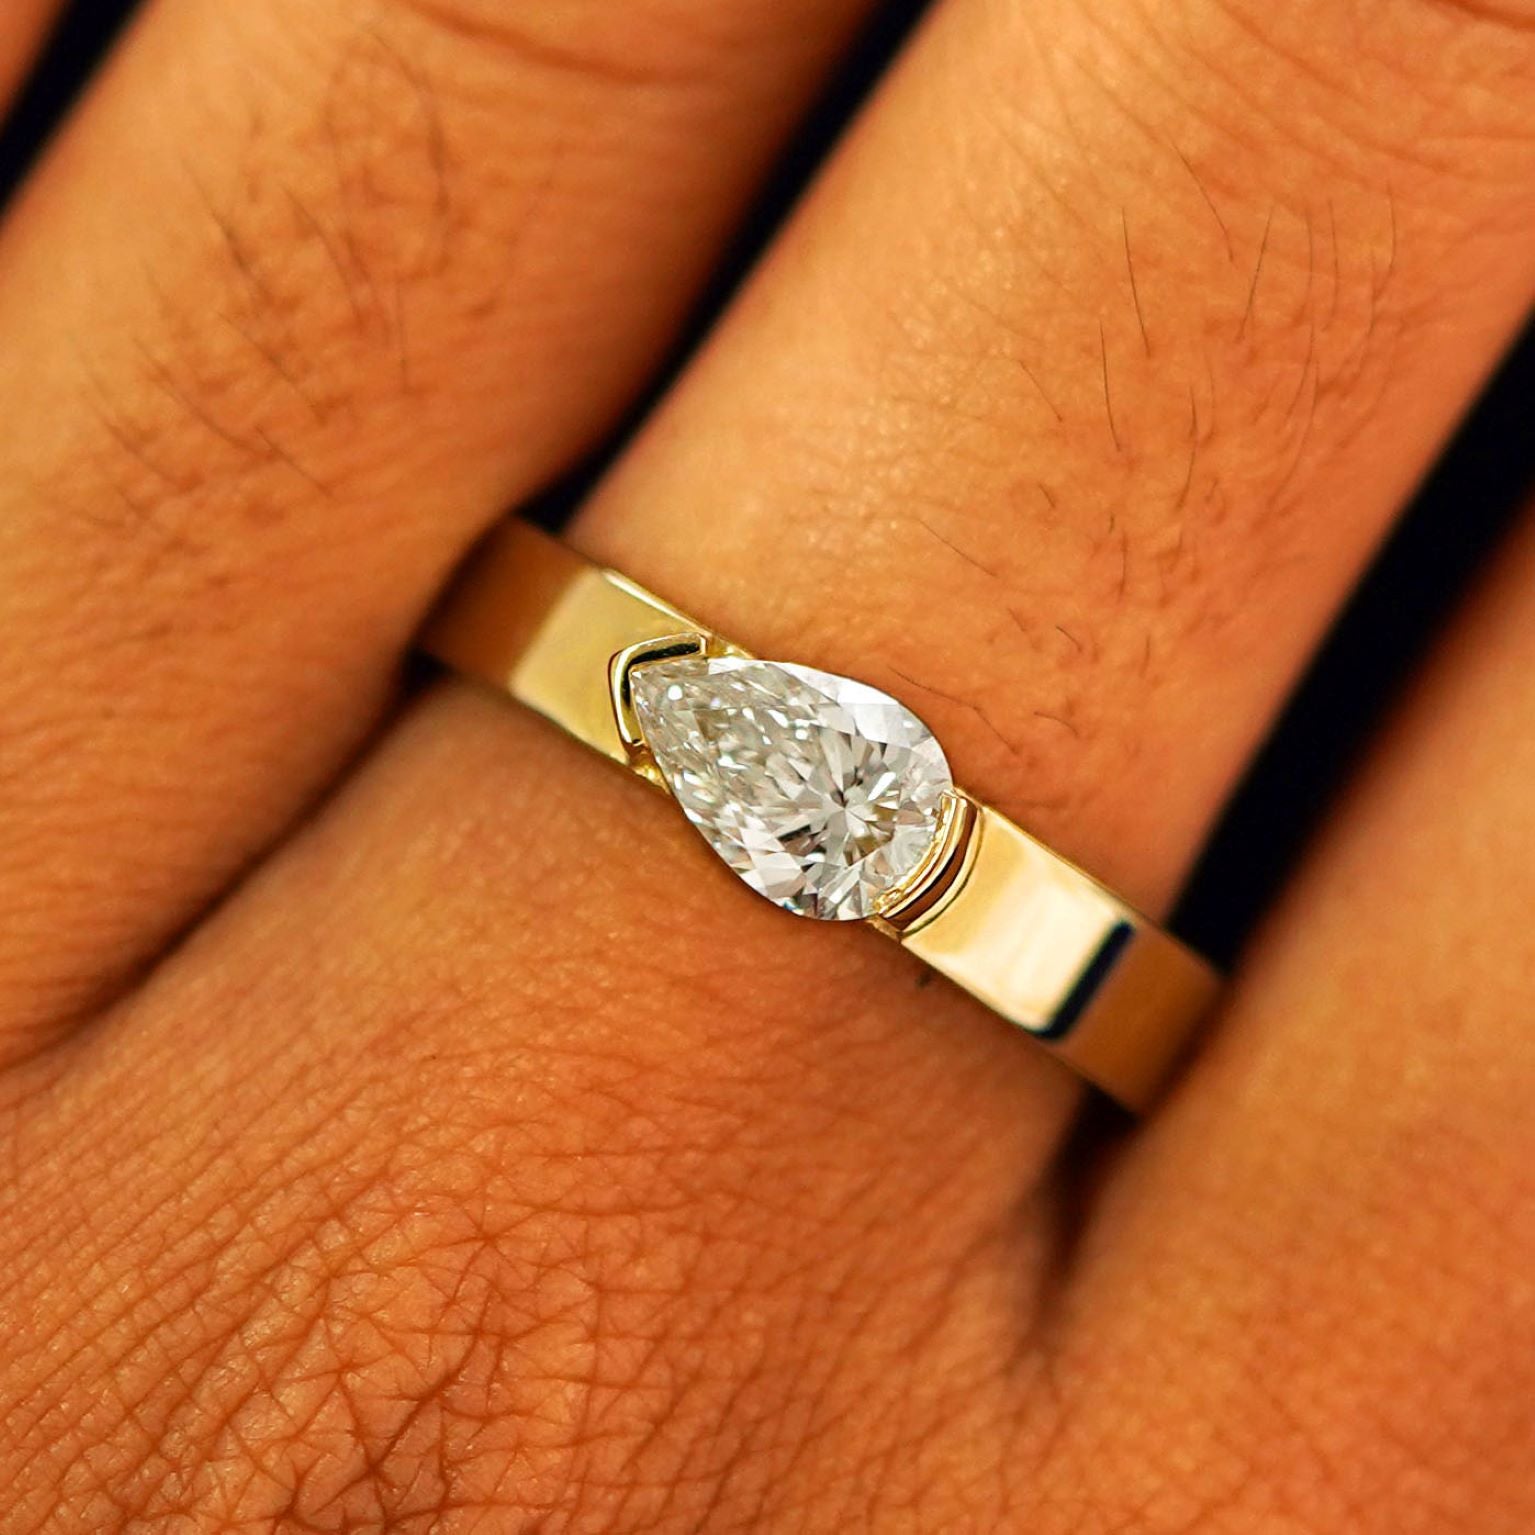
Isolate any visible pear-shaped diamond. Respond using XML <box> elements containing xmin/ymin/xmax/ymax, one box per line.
<box><xmin>629</xmin><ymin>656</ymin><xmax>953</xmax><ymax>921</ymax></box>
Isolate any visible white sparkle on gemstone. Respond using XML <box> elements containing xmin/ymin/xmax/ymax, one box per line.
<box><xmin>629</xmin><ymin>656</ymin><xmax>953</xmax><ymax>921</ymax></box>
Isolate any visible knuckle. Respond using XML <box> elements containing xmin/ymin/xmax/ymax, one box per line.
<box><xmin>53</xmin><ymin>0</ymin><xmax>709</xmax><ymax>553</ymax></box>
<box><xmin>49</xmin><ymin>46</ymin><xmax>464</xmax><ymax>567</ymax></box>
<box><xmin>41</xmin><ymin>0</ymin><xmax>781</xmax><ymax>589</ymax></box>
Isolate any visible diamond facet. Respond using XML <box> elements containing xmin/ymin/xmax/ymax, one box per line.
<box><xmin>629</xmin><ymin>656</ymin><xmax>953</xmax><ymax>921</ymax></box>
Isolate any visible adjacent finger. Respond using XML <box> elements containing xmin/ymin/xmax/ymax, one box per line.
<box><xmin>575</xmin><ymin>0</ymin><xmax>1535</xmax><ymax>915</ymax></box>
<box><xmin>1057</xmin><ymin>508</ymin><xmax>1535</xmax><ymax>1530</ymax></box>
<box><xmin>0</xmin><ymin>0</ymin><xmax>875</xmax><ymax>1054</ymax></box>
<box><xmin>0</xmin><ymin>0</ymin><xmax>64</xmax><ymax>112</ymax></box>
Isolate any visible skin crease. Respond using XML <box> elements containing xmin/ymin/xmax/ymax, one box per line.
<box><xmin>0</xmin><ymin>0</ymin><xmax>1530</xmax><ymax>1531</ymax></box>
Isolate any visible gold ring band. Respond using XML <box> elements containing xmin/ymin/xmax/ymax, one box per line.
<box><xmin>422</xmin><ymin>520</ymin><xmax>1219</xmax><ymax>1111</ymax></box>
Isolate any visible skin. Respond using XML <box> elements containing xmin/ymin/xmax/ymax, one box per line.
<box><xmin>0</xmin><ymin>0</ymin><xmax>57</xmax><ymax>106</ymax></box>
<box><xmin>0</xmin><ymin>0</ymin><xmax>1531</xmax><ymax>1529</ymax></box>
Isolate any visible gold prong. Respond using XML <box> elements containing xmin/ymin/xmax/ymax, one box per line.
<box><xmin>608</xmin><ymin>631</ymin><xmax>745</xmax><ymax>785</ymax></box>
<box><xmin>609</xmin><ymin>632</ymin><xmax>704</xmax><ymax>756</ymax></box>
<box><xmin>871</xmin><ymin>789</ymin><xmax>981</xmax><ymax>934</ymax></box>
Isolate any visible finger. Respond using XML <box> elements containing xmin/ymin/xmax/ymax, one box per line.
<box><xmin>0</xmin><ymin>0</ymin><xmax>875</xmax><ymax>1051</ymax></box>
<box><xmin>4</xmin><ymin>687</ymin><xmax>1095</xmax><ymax>1533</ymax></box>
<box><xmin>575</xmin><ymin>0</ymin><xmax>1535</xmax><ymax>915</ymax></box>
<box><xmin>1058</xmin><ymin>509</ymin><xmax>1535</xmax><ymax>1530</ymax></box>
<box><xmin>0</xmin><ymin>0</ymin><xmax>65</xmax><ymax>111</ymax></box>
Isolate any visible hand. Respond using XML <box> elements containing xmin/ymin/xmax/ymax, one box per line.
<box><xmin>1</xmin><ymin>1</ymin><xmax>1532</xmax><ymax>1529</ymax></box>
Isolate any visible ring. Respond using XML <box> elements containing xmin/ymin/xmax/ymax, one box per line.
<box><xmin>422</xmin><ymin>520</ymin><xmax>1219</xmax><ymax>1111</ymax></box>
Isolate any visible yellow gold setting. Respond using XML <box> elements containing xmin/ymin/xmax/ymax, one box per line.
<box><xmin>609</xmin><ymin>632</ymin><xmax>725</xmax><ymax>784</ymax></box>
<box><xmin>423</xmin><ymin>520</ymin><xmax>1220</xmax><ymax>1111</ymax></box>
<box><xmin>870</xmin><ymin>789</ymin><xmax>981</xmax><ymax>934</ymax></box>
